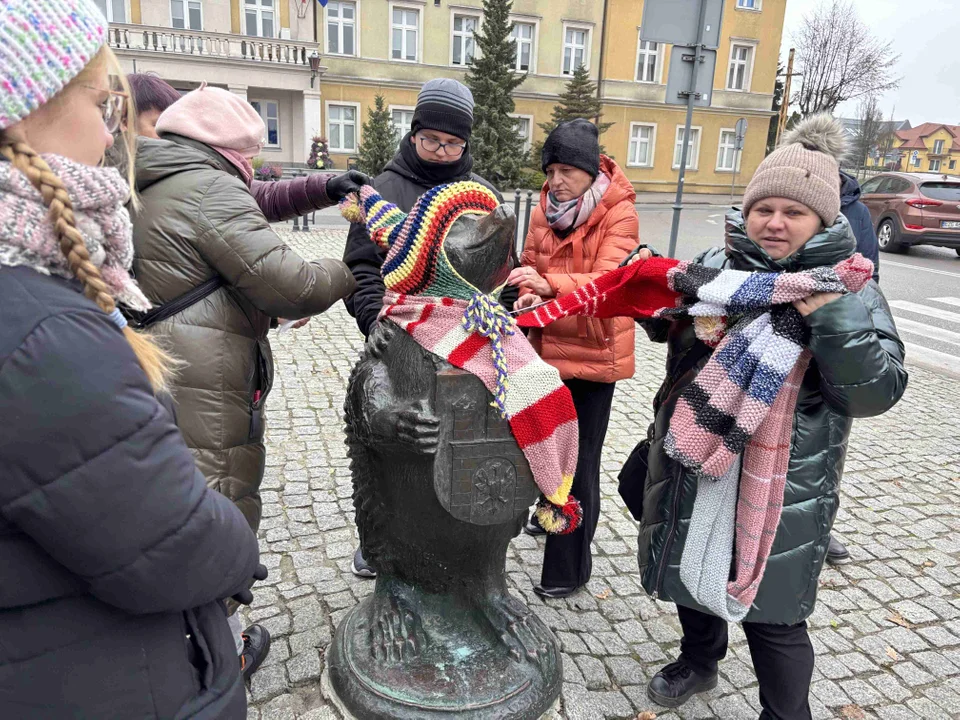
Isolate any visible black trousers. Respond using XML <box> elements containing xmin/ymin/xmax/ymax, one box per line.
<box><xmin>540</xmin><ymin>378</ymin><xmax>616</xmax><ymax>588</ymax></box>
<box><xmin>677</xmin><ymin>605</ymin><xmax>814</xmax><ymax>720</ymax></box>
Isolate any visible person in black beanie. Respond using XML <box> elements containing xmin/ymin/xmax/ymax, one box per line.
<box><xmin>341</xmin><ymin>77</ymin><xmax>517</xmax><ymax>579</ymax></box>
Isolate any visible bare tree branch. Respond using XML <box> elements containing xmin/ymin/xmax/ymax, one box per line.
<box><xmin>853</xmin><ymin>95</ymin><xmax>884</xmax><ymax>169</ymax></box>
<box><xmin>794</xmin><ymin>0</ymin><xmax>900</xmax><ymax>116</ymax></box>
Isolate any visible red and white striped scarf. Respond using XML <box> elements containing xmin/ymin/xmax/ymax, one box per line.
<box><xmin>382</xmin><ymin>292</ymin><xmax>583</xmax><ymax>534</ymax></box>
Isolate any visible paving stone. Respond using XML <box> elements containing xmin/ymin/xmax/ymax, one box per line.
<box><xmin>604</xmin><ymin>656</ymin><xmax>644</xmax><ymax>686</ymax></box>
<box><xmin>561</xmin><ymin>685</ymin><xmax>632</xmax><ymax>719</ymax></box>
<box><xmin>574</xmin><ymin>654</ymin><xmax>611</xmax><ymax>690</ymax></box>
<box><xmin>286</xmin><ymin>650</ymin><xmax>322</xmax><ymax>684</ymax></box>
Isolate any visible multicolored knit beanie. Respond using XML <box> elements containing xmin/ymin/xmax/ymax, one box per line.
<box><xmin>341</xmin><ymin>183</ymin><xmax>583</xmax><ymax>535</ymax></box>
<box><xmin>0</xmin><ymin>0</ymin><xmax>108</xmax><ymax>130</ymax></box>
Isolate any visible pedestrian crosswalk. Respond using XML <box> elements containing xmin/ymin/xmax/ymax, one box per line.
<box><xmin>889</xmin><ymin>297</ymin><xmax>960</xmax><ymax>376</ymax></box>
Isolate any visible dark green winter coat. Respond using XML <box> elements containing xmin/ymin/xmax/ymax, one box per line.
<box><xmin>637</xmin><ymin>211</ymin><xmax>907</xmax><ymax>625</ymax></box>
<box><xmin>131</xmin><ymin>136</ymin><xmax>356</xmax><ymax>532</ymax></box>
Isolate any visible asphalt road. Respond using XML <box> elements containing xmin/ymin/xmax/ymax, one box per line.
<box><xmin>296</xmin><ymin>203</ymin><xmax>960</xmax><ymax>377</ymax></box>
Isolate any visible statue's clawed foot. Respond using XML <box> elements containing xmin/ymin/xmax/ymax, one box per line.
<box><xmin>483</xmin><ymin>594</ymin><xmax>550</xmax><ymax>667</ymax></box>
<box><xmin>369</xmin><ymin>594</ymin><xmax>426</xmax><ymax>664</ymax></box>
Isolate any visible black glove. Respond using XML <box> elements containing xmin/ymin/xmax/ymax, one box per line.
<box><xmin>230</xmin><ymin>563</ymin><xmax>268</xmax><ymax>606</ymax></box>
<box><xmin>326</xmin><ymin>170</ymin><xmax>373</xmax><ymax>202</ymax></box>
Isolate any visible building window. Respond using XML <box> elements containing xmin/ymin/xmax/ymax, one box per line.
<box><xmin>933</xmin><ymin>139</ymin><xmax>945</xmax><ymax>155</ymax></box>
<box><xmin>627</xmin><ymin>123</ymin><xmax>656</xmax><ymax>168</ymax></box>
<box><xmin>94</xmin><ymin>0</ymin><xmax>126</xmax><ymax>22</ymax></box>
<box><xmin>511</xmin><ymin>115</ymin><xmax>533</xmax><ymax>153</ymax></box>
<box><xmin>951</xmin><ymin>160</ymin><xmax>957</xmax><ymax>170</ymax></box>
<box><xmin>717</xmin><ymin>129</ymin><xmax>740</xmax><ymax>171</ymax></box>
<box><xmin>250</xmin><ymin>100</ymin><xmax>280</xmax><ymax>147</ymax></box>
<box><xmin>328</xmin><ymin>103</ymin><xmax>358</xmax><ymax>152</ymax></box>
<box><xmin>244</xmin><ymin>0</ymin><xmax>275</xmax><ymax>38</ymax></box>
<box><xmin>326</xmin><ymin>1</ymin><xmax>356</xmax><ymax>56</ymax></box>
<box><xmin>562</xmin><ymin>25</ymin><xmax>589</xmax><ymax>75</ymax></box>
<box><xmin>673</xmin><ymin>126</ymin><xmax>701</xmax><ymax>169</ymax></box>
<box><xmin>391</xmin><ymin>107</ymin><xmax>414</xmax><ymax>144</ymax></box>
<box><xmin>930</xmin><ymin>158</ymin><xmax>942</xmax><ymax>172</ymax></box>
<box><xmin>391</xmin><ymin>6</ymin><xmax>419</xmax><ymax>62</ymax></box>
<box><xmin>736</xmin><ymin>0</ymin><xmax>760</xmax><ymax>9</ymax></box>
<box><xmin>512</xmin><ymin>22</ymin><xmax>535</xmax><ymax>72</ymax></box>
<box><xmin>727</xmin><ymin>43</ymin><xmax>754</xmax><ymax>91</ymax></box>
<box><xmin>171</xmin><ymin>0</ymin><xmax>202</xmax><ymax>30</ymax></box>
<box><xmin>912</xmin><ymin>154</ymin><xmax>921</xmax><ymax>167</ymax></box>
<box><xmin>452</xmin><ymin>13</ymin><xmax>479</xmax><ymax>67</ymax></box>
<box><xmin>636</xmin><ymin>33</ymin><xmax>660</xmax><ymax>84</ymax></box>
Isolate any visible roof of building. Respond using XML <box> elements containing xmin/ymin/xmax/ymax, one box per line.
<box><xmin>895</xmin><ymin>122</ymin><xmax>960</xmax><ymax>146</ymax></box>
<box><xmin>839</xmin><ymin>118</ymin><xmax>912</xmax><ymax>136</ymax></box>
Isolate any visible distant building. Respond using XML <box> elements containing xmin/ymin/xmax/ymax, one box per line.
<box><xmin>879</xmin><ymin>123</ymin><xmax>960</xmax><ymax>177</ymax></box>
<box><xmin>838</xmin><ymin>117</ymin><xmax>911</xmax><ymax>168</ymax></box>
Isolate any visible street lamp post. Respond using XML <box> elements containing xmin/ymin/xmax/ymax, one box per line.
<box><xmin>309</xmin><ymin>51</ymin><xmax>321</xmax><ymax>89</ymax></box>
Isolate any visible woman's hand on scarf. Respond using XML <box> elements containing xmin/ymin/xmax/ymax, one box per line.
<box><xmin>514</xmin><ymin>293</ymin><xmax>543</xmax><ymax>310</ymax></box>
<box><xmin>326</xmin><ymin>170</ymin><xmax>373</xmax><ymax>202</ymax></box>
<box><xmin>627</xmin><ymin>247</ymin><xmax>654</xmax><ymax>265</ymax></box>
<box><xmin>793</xmin><ymin>292</ymin><xmax>843</xmax><ymax>317</ymax></box>
<box><xmin>507</xmin><ymin>266</ymin><xmax>552</xmax><ymax>297</ymax></box>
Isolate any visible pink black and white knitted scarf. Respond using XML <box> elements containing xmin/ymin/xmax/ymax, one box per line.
<box><xmin>544</xmin><ymin>172</ymin><xmax>611</xmax><ymax>235</ymax></box>
<box><xmin>517</xmin><ymin>253</ymin><xmax>874</xmax><ymax>613</ymax></box>
<box><xmin>381</xmin><ymin>292</ymin><xmax>582</xmax><ymax>534</ymax></box>
<box><xmin>0</xmin><ymin>155</ymin><xmax>150</xmax><ymax>311</ymax></box>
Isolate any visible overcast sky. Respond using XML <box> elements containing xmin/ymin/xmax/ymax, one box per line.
<box><xmin>780</xmin><ymin>0</ymin><xmax>960</xmax><ymax>124</ymax></box>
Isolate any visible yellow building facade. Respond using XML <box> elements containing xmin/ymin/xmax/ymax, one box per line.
<box><xmin>886</xmin><ymin>123</ymin><xmax>960</xmax><ymax>178</ymax></box>
<box><xmin>317</xmin><ymin>0</ymin><xmax>786</xmax><ymax>193</ymax></box>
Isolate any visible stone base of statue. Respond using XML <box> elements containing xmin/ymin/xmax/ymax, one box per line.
<box><xmin>330</xmin><ymin>321</ymin><xmax>563</xmax><ymax>719</ymax></box>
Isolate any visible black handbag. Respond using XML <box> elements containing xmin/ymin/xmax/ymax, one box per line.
<box><xmin>618</xmin><ymin>436</ymin><xmax>651</xmax><ymax>522</ymax></box>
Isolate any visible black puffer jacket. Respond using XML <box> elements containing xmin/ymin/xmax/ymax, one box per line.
<box><xmin>342</xmin><ymin>134</ymin><xmax>515</xmax><ymax>337</ymax></box>
<box><xmin>637</xmin><ymin>212</ymin><xmax>907</xmax><ymax>625</ymax></box>
<box><xmin>0</xmin><ymin>266</ymin><xmax>260</xmax><ymax>718</ymax></box>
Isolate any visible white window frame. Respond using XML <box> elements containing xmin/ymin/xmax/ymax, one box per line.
<box><xmin>673</xmin><ymin>125</ymin><xmax>702</xmax><ymax>170</ymax></box>
<box><xmin>912</xmin><ymin>153</ymin><xmax>921</xmax><ymax>168</ymax></box>
<box><xmin>389</xmin><ymin>3</ymin><xmax>422</xmax><ymax>64</ymax></box>
<box><xmin>933</xmin><ymin>139</ymin><xmax>945</xmax><ymax>155</ymax></box>
<box><xmin>243</xmin><ymin>0</ymin><xmax>276</xmax><ymax>38</ymax></box>
<box><xmin>930</xmin><ymin>158</ymin><xmax>942</xmax><ymax>173</ymax></box>
<box><xmin>510</xmin><ymin>18</ymin><xmax>538</xmax><ymax>74</ymax></box>
<box><xmin>736</xmin><ymin>0</ymin><xmax>761</xmax><ymax>10</ymax></box>
<box><xmin>627</xmin><ymin>122</ymin><xmax>657</xmax><ymax>168</ymax></box>
<box><xmin>326</xmin><ymin>101</ymin><xmax>361</xmax><ymax>153</ymax></box>
<box><xmin>94</xmin><ymin>0</ymin><xmax>129</xmax><ymax>23</ymax></box>
<box><xmin>634</xmin><ymin>30</ymin><xmax>662</xmax><ymax>84</ymax></box>
<box><xmin>250</xmin><ymin>99</ymin><xmax>280</xmax><ymax>149</ymax></box>
<box><xmin>727</xmin><ymin>41</ymin><xmax>756</xmax><ymax>92</ymax></box>
<box><xmin>170</xmin><ymin>0</ymin><xmax>203</xmax><ymax>30</ymax></box>
<box><xmin>324</xmin><ymin>0</ymin><xmax>359</xmax><ymax>57</ymax></box>
<box><xmin>389</xmin><ymin>105</ymin><xmax>415</xmax><ymax>146</ymax></box>
<box><xmin>561</xmin><ymin>22</ymin><xmax>592</xmax><ymax>75</ymax></box>
<box><xmin>716</xmin><ymin>128</ymin><xmax>742</xmax><ymax>172</ymax></box>
<box><xmin>510</xmin><ymin>113</ymin><xmax>534</xmax><ymax>153</ymax></box>
<box><xmin>450</xmin><ymin>11</ymin><xmax>481</xmax><ymax>67</ymax></box>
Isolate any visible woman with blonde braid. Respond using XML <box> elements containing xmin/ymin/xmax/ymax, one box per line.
<box><xmin>0</xmin><ymin>1</ymin><xmax>263</xmax><ymax>717</ymax></box>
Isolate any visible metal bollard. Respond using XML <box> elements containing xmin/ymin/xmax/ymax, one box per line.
<box><xmin>301</xmin><ymin>212</ymin><xmax>310</xmax><ymax>231</ymax></box>
<box><xmin>292</xmin><ymin>214</ymin><xmax>300</xmax><ymax>232</ymax></box>
<box><xmin>522</xmin><ymin>190</ymin><xmax>534</xmax><ymax>242</ymax></box>
<box><xmin>513</xmin><ymin>189</ymin><xmax>522</xmax><ymax>249</ymax></box>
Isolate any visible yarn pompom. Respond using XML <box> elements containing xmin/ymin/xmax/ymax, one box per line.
<box><xmin>535</xmin><ymin>495</ymin><xmax>583</xmax><ymax>535</ymax></box>
<box><xmin>339</xmin><ymin>194</ymin><xmax>364</xmax><ymax>224</ymax></box>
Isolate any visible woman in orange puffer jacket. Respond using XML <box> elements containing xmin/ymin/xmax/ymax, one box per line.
<box><xmin>509</xmin><ymin>119</ymin><xmax>641</xmax><ymax>598</ymax></box>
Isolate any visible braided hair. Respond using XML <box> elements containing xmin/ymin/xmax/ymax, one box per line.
<box><xmin>0</xmin><ymin>138</ymin><xmax>173</xmax><ymax>391</ymax></box>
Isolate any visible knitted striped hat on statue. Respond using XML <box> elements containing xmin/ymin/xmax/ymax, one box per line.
<box><xmin>0</xmin><ymin>0</ymin><xmax>108</xmax><ymax>130</ymax></box>
<box><xmin>340</xmin><ymin>183</ymin><xmax>584</xmax><ymax>535</ymax></box>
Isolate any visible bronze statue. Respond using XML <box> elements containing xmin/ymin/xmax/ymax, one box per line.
<box><xmin>328</xmin><ymin>200</ymin><xmax>563</xmax><ymax>719</ymax></box>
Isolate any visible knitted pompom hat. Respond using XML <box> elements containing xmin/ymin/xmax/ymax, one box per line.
<box><xmin>0</xmin><ymin>0</ymin><xmax>108</xmax><ymax>130</ymax></box>
<box><xmin>743</xmin><ymin>113</ymin><xmax>848</xmax><ymax>226</ymax></box>
<box><xmin>342</xmin><ymin>181</ymin><xmax>500</xmax><ymax>300</ymax></box>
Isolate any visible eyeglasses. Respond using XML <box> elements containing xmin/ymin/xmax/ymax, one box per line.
<box><xmin>82</xmin><ymin>86</ymin><xmax>129</xmax><ymax>134</ymax></box>
<box><xmin>417</xmin><ymin>134</ymin><xmax>466</xmax><ymax>158</ymax></box>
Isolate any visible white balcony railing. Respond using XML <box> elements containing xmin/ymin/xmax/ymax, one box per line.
<box><xmin>108</xmin><ymin>24</ymin><xmax>315</xmax><ymax>67</ymax></box>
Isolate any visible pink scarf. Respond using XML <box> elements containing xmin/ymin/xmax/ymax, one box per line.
<box><xmin>214</xmin><ymin>146</ymin><xmax>254</xmax><ymax>186</ymax></box>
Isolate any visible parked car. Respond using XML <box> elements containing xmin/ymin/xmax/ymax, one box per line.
<box><xmin>859</xmin><ymin>172</ymin><xmax>960</xmax><ymax>255</ymax></box>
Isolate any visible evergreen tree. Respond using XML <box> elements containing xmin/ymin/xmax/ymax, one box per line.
<box><xmin>464</xmin><ymin>0</ymin><xmax>526</xmax><ymax>189</ymax></box>
<box><xmin>532</xmin><ymin>64</ymin><xmax>613</xmax><ymax>161</ymax></box>
<box><xmin>357</xmin><ymin>94</ymin><xmax>398</xmax><ymax>176</ymax></box>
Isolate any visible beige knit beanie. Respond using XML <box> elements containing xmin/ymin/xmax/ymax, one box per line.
<box><xmin>743</xmin><ymin>114</ymin><xmax>848</xmax><ymax>226</ymax></box>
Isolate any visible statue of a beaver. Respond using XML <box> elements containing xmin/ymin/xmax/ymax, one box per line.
<box><xmin>328</xmin><ymin>192</ymin><xmax>562</xmax><ymax>719</ymax></box>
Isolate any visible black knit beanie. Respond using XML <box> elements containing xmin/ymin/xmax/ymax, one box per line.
<box><xmin>411</xmin><ymin>78</ymin><xmax>474</xmax><ymax>142</ymax></box>
<box><xmin>541</xmin><ymin>119</ymin><xmax>601</xmax><ymax>178</ymax></box>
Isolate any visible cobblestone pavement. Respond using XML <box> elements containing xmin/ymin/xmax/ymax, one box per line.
<box><xmin>245</xmin><ymin>228</ymin><xmax>960</xmax><ymax>720</ymax></box>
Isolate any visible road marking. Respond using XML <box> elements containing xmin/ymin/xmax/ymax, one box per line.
<box><xmin>895</xmin><ymin>317</ymin><xmax>960</xmax><ymax>348</ymax></box>
<box><xmin>930</xmin><ymin>297</ymin><xmax>960</xmax><ymax>309</ymax></box>
<box><xmin>903</xmin><ymin>342</ymin><xmax>960</xmax><ymax>377</ymax></box>
<box><xmin>883</xmin><ymin>260</ymin><xmax>960</xmax><ymax>278</ymax></box>
<box><xmin>890</xmin><ymin>300</ymin><xmax>960</xmax><ymax>324</ymax></box>
<box><xmin>706</xmin><ymin>219</ymin><xmax>718</xmax><ymax>225</ymax></box>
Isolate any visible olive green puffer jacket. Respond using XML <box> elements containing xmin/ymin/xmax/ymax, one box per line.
<box><xmin>131</xmin><ymin>136</ymin><xmax>356</xmax><ymax>532</ymax></box>
<box><xmin>637</xmin><ymin>211</ymin><xmax>907</xmax><ymax>625</ymax></box>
